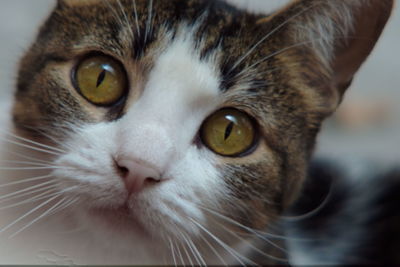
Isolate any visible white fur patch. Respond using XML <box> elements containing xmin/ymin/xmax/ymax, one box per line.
<box><xmin>49</xmin><ymin>27</ymin><xmax>230</xmax><ymax>264</ymax></box>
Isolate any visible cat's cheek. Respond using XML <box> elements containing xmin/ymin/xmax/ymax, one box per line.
<box><xmin>50</xmin><ymin>132</ymin><xmax>129</xmax><ymax>211</ymax></box>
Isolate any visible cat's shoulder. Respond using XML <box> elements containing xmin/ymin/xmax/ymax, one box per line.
<box><xmin>286</xmin><ymin>158</ymin><xmax>400</xmax><ymax>265</ymax></box>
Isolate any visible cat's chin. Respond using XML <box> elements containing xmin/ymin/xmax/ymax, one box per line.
<box><xmin>87</xmin><ymin>205</ymin><xmax>149</xmax><ymax>236</ymax></box>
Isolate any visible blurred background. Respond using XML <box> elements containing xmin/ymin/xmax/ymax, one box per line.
<box><xmin>0</xmin><ymin>0</ymin><xmax>399</xmax><ymax>164</ymax></box>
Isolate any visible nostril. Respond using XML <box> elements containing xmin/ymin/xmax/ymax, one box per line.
<box><xmin>144</xmin><ymin>176</ymin><xmax>160</xmax><ymax>184</ymax></box>
<box><xmin>116</xmin><ymin>164</ymin><xmax>129</xmax><ymax>177</ymax></box>
<box><xmin>114</xmin><ymin>157</ymin><xmax>162</xmax><ymax>193</ymax></box>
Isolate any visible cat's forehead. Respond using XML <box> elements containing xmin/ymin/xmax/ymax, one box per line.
<box><xmin>51</xmin><ymin>0</ymin><xmax>266</xmax><ymax>69</ymax></box>
<box><xmin>48</xmin><ymin>0</ymin><xmax>296</xmax><ymax>103</ymax></box>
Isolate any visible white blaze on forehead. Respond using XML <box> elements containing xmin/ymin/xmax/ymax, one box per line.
<box><xmin>116</xmin><ymin>30</ymin><xmax>221</xmax><ymax>171</ymax></box>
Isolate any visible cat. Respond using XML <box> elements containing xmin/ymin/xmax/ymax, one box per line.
<box><xmin>0</xmin><ymin>0</ymin><xmax>395</xmax><ymax>265</ymax></box>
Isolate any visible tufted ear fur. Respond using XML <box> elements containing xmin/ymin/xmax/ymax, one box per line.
<box><xmin>264</xmin><ymin>0</ymin><xmax>394</xmax><ymax>113</ymax></box>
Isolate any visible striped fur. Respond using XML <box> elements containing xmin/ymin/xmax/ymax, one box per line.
<box><xmin>2</xmin><ymin>0</ymin><xmax>393</xmax><ymax>264</ymax></box>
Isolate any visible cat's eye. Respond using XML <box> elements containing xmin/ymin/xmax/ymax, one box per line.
<box><xmin>74</xmin><ymin>55</ymin><xmax>127</xmax><ymax>106</ymax></box>
<box><xmin>200</xmin><ymin>108</ymin><xmax>257</xmax><ymax>157</ymax></box>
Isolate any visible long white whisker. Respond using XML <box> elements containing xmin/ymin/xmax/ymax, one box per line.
<box><xmin>230</xmin><ymin>3</ymin><xmax>318</xmax><ymax>72</ymax></box>
<box><xmin>104</xmin><ymin>0</ymin><xmax>127</xmax><ymax>35</ymax></box>
<box><xmin>0</xmin><ymin>186</ymin><xmax>76</xmax><ymax>211</ymax></box>
<box><xmin>6</xmin><ymin>150</ymin><xmax>56</xmax><ymax>165</ymax></box>
<box><xmin>168</xmin><ymin>237</ymin><xmax>178</xmax><ymax>267</ymax></box>
<box><xmin>237</xmin><ymin>40</ymin><xmax>314</xmax><ymax>78</ymax></box>
<box><xmin>200</xmin><ymin>232</ymin><xmax>227</xmax><ymax>266</ymax></box>
<box><xmin>179</xmin><ymin>231</ymin><xmax>194</xmax><ymax>267</ymax></box>
<box><xmin>28</xmin><ymin>127</ymin><xmax>72</xmax><ymax>152</ymax></box>
<box><xmin>0</xmin><ymin>180</ymin><xmax>55</xmax><ymax>202</ymax></box>
<box><xmin>9</xmin><ymin>197</ymin><xmax>67</xmax><ymax>238</ymax></box>
<box><xmin>215</xmin><ymin>219</ymin><xmax>288</xmax><ymax>263</ymax></box>
<box><xmin>0</xmin><ymin>160</ymin><xmax>61</xmax><ymax>168</ymax></box>
<box><xmin>0</xmin><ymin>137</ymin><xmax>61</xmax><ymax>156</ymax></box>
<box><xmin>132</xmin><ymin>0</ymin><xmax>141</xmax><ymax>37</ymax></box>
<box><xmin>0</xmin><ymin>174</ymin><xmax>52</xmax><ymax>188</ymax></box>
<box><xmin>196</xmin><ymin>204</ymin><xmax>284</xmax><ymax>240</ymax></box>
<box><xmin>0</xmin><ymin>194</ymin><xmax>60</xmax><ymax>235</ymax></box>
<box><xmin>197</xmin><ymin>232</ymin><xmax>227</xmax><ymax>265</ymax></box>
<box><xmin>181</xmin><ymin>231</ymin><xmax>204</xmax><ymax>266</ymax></box>
<box><xmin>238</xmin><ymin>35</ymin><xmax>349</xmax><ymax>79</ymax></box>
<box><xmin>144</xmin><ymin>0</ymin><xmax>153</xmax><ymax>46</ymax></box>
<box><xmin>197</xmin><ymin>203</ymin><xmax>295</xmax><ymax>255</ymax></box>
<box><xmin>282</xmin><ymin>182</ymin><xmax>333</xmax><ymax>222</ymax></box>
<box><xmin>187</xmin><ymin>234</ymin><xmax>207</xmax><ymax>266</ymax></box>
<box><xmin>173</xmin><ymin>238</ymin><xmax>185</xmax><ymax>266</ymax></box>
<box><xmin>116</xmin><ymin>0</ymin><xmax>135</xmax><ymax>41</ymax></box>
<box><xmin>0</xmin><ymin>190</ymin><xmax>61</xmax><ymax>211</ymax></box>
<box><xmin>0</xmin><ymin>185</ymin><xmax>57</xmax><ymax>207</ymax></box>
<box><xmin>47</xmin><ymin>197</ymin><xmax>79</xmax><ymax>217</ymax></box>
<box><xmin>0</xmin><ymin>166</ymin><xmax>71</xmax><ymax>171</ymax></box>
<box><xmin>189</xmin><ymin>217</ymin><xmax>254</xmax><ymax>266</ymax></box>
<box><xmin>0</xmin><ymin>131</ymin><xmax>66</xmax><ymax>154</ymax></box>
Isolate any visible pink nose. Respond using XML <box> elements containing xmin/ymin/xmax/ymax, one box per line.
<box><xmin>116</xmin><ymin>159</ymin><xmax>161</xmax><ymax>194</ymax></box>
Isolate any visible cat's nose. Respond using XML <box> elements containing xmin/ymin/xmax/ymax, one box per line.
<box><xmin>116</xmin><ymin>158</ymin><xmax>161</xmax><ymax>194</ymax></box>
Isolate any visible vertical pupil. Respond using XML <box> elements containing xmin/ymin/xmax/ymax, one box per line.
<box><xmin>224</xmin><ymin>121</ymin><xmax>234</xmax><ymax>140</ymax></box>
<box><xmin>96</xmin><ymin>68</ymin><xmax>107</xmax><ymax>88</ymax></box>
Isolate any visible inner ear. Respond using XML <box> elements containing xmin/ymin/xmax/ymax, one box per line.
<box><xmin>264</xmin><ymin>0</ymin><xmax>393</xmax><ymax>109</ymax></box>
<box><xmin>331</xmin><ymin>1</ymin><xmax>393</xmax><ymax>95</ymax></box>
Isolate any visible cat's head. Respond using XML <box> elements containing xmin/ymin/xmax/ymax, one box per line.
<box><xmin>12</xmin><ymin>0</ymin><xmax>392</xmax><ymax>263</ymax></box>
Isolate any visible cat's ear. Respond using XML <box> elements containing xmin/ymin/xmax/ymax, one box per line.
<box><xmin>263</xmin><ymin>0</ymin><xmax>393</xmax><ymax>111</ymax></box>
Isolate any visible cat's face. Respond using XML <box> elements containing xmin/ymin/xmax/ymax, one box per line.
<box><xmin>11</xmin><ymin>0</ymin><xmax>392</xmax><ymax>264</ymax></box>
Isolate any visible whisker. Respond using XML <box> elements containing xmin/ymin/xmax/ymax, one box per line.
<box><xmin>0</xmin><ymin>130</ymin><xmax>66</xmax><ymax>154</ymax></box>
<box><xmin>173</xmin><ymin>238</ymin><xmax>185</xmax><ymax>266</ymax></box>
<box><xmin>189</xmin><ymin>217</ymin><xmax>254</xmax><ymax>266</ymax></box>
<box><xmin>0</xmin><ymin>166</ymin><xmax>72</xmax><ymax>171</ymax></box>
<box><xmin>181</xmin><ymin>231</ymin><xmax>205</xmax><ymax>266</ymax></box>
<box><xmin>0</xmin><ymin>185</ymin><xmax>57</xmax><ymax>207</ymax></box>
<box><xmin>281</xmin><ymin>181</ymin><xmax>333</xmax><ymax>222</ymax></box>
<box><xmin>26</xmin><ymin>127</ymin><xmax>72</xmax><ymax>152</ymax></box>
<box><xmin>9</xmin><ymin>196</ymin><xmax>67</xmax><ymax>238</ymax></box>
<box><xmin>215</xmin><ymin>219</ymin><xmax>288</xmax><ymax>263</ymax></box>
<box><xmin>230</xmin><ymin>2</ymin><xmax>318</xmax><ymax>72</ymax></box>
<box><xmin>6</xmin><ymin>150</ymin><xmax>56</xmax><ymax>165</ymax></box>
<box><xmin>197</xmin><ymin>232</ymin><xmax>227</xmax><ymax>265</ymax></box>
<box><xmin>144</xmin><ymin>0</ymin><xmax>154</xmax><ymax>46</ymax></box>
<box><xmin>0</xmin><ymin>194</ymin><xmax>61</xmax><ymax>235</ymax></box>
<box><xmin>47</xmin><ymin>197</ymin><xmax>79</xmax><ymax>217</ymax></box>
<box><xmin>236</xmin><ymin>39</ymin><xmax>316</xmax><ymax>78</ymax></box>
<box><xmin>0</xmin><ymin>130</ymin><xmax>66</xmax><ymax>153</ymax></box>
<box><xmin>0</xmin><ymin>160</ymin><xmax>61</xmax><ymax>168</ymax></box>
<box><xmin>202</xmin><ymin>204</ymin><xmax>288</xmax><ymax>255</ymax></box>
<box><xmin>178</xmin><ymin>229</ymin><xmax>194</xmax><ymax>267</ymax></box>
<box><xmin>0</xmin><ymin>180</ymin><xmax>55</xmax><ymax>202</ymax></box>
<box><xmin>0</xmin><ymin>174</ymin><xmax>52</xmax><ymax>188</ymax></box>
<box><xmin>239</xmin><ymin>35</ymin><xmax>351</xmax><ymax>78</ymax></box>
<box><xmin>103</xmin><ymin>0</ymin><xmax>127</xmax><ymax>37</ymax></box>
<box><xmin>196</xmin><ymin>204</ymin><xmax>288</xmax><ymax>244</ymax></box>
<box><xmin>132</xmin><ymin>0</ymin><xmax>141</xmax><ymax>37</ymax></box>
<box><xmin>116</xmin><ymin>0</ymin><xmax>135</xmax><ymax>41</ymax></box>
<box><xmin>0</xmin><ymin>137</ymin><xmax>61</xmax><ymax>156</ymax></box>
<box><xmin>168</xmin><ymin>237</ymin><xmax>178</xmax><ymax>267</ymax></box>
<box><xmin>0</xmin><ymin>186</ymin><xmax>76</xmax><ymax>211</ymax></box>
<box><xmin>187</xmin><ymin>234</ymin><xmax>207</xmax><ymax>266</ymax></box>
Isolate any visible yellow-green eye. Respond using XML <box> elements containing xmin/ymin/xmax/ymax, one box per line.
<box><xmin>200</xmin><ymin>108</ymin><xmax>257</xmax><ymax>157</ymax></box>
<box><xmin>74</xmin><ymin>55</ymin><xmax>127</xmax><ymax>106</ymax></box>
